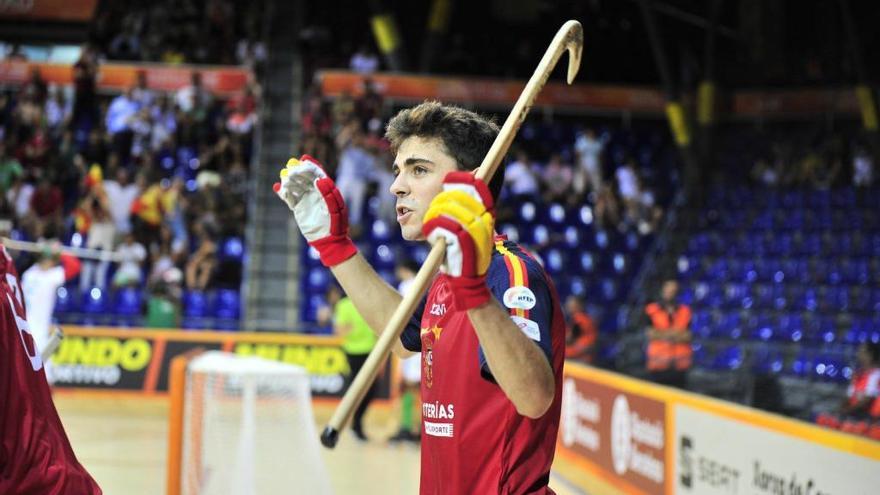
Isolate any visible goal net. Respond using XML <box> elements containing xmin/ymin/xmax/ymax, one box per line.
<box><xmin>168</xmin><ymin>351</ymin><xmax>332</xmax><ymax>495</ymax></box>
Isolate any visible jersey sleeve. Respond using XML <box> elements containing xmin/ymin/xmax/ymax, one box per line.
<box><xmin>479</xmin><ymin>249</ymin><xmax>554</xmax><ymax>382</ymax></box>
<box><xmin>399</xmin><ymin>292</ymin><xmax>427</xmax><ymax>352</ymax></box>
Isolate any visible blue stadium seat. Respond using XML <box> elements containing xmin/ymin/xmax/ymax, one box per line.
<box><xmin>214</xmin><ymin>289</ymin><xmax>241</xmax><ymax>320</ymax></box>
<box><xmin>219</xmin><ymin>237</ymin><xmax>244</xmax><ymax>262</ymax></box>
<box><xmin>82</xmin><ymin>287</ymin><xmax>108</xmax><ymax>314</ymax></box>
<box><xmin>691</xmin><ymin>309</ymin><xmax>713</xmax><ymax>339</ymax></box>
<box><xmin>788</xmin><ymin>351</ymin><xmax>815</xmax><ymax>378</ymax></box>
<box><xmin>752</xmin><ymin>348</ymin><xmax>784</xmax><ymax>374</ymax></box>
<box><xmin>518</xmin><ymin>201</ymin><xmax>537</xmax><ymax>224</ymax></box>
<box><xmin>370</xmin><ymin>219</ymin><xmax>393</xmax><ymax>242</ymax></box>
<box><xmin>54</xmin><ymin>285</ymin><xmax>79</xmax><ymax>314</ymax></box>
<box><xmin>718</xmin><ymin>312</ymin><xmax>743</xmax><ymax>340</ymax></box>
<box><xmin>371</xmin><ymin>243</ymin><xmax>396</xmax><ymax>269</ymax></box>
<box><xmin>307</xmin><ymin>268</ymin><xmax>331</xmax><ymax>293</ymax></box>
<box><xmin>711</xmin><ymin>345</ymin><xmax>743</xmax><ymax>371</ymax></box>
<box><xmin>184</xmin><ymin>290</ymin><xmax>212</xmax><ymax>318</ymax></box>
<box><xmin>113</xmin><ymin>288</ymin><xmax>143</xmax><ymax>316</ymax></box>
<box><xmin>542</xmin><ymin>248</ymin><xmax>565</xmax><ymax>275</ymax></box>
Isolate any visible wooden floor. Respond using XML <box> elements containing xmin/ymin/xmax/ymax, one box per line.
<box><xmin>54</xmin><ymin>391</ymin><xmax>584</xmax><ymax>494</ymax></box>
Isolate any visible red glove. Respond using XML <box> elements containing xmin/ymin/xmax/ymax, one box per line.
<box><xmin>422</xmin><ymin>172</ymin><xmax>495</xmax><ymax>311</ymax></box>
<box><xmin>273</xmin><ymin>155</ymin><xmax>357</xmax><ymax>267</ymax></box>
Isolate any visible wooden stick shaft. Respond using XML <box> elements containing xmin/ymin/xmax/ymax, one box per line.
<box><xmin>1</xmin><ymin>237</ymin><xmax>124</xmax><ymax>262</ymax></box>
<box><xmin>324</xmin><ymin>238</ymin><xmax>445</xmax><ymax>435</ymax></box>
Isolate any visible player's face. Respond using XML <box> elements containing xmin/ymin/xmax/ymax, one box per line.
<box><xmin>390</xmin><ymin>136</ymin><xmax>460</xmax><ymax>241</ymax></box>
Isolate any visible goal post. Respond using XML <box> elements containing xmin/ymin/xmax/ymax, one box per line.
<box><xmin>167</xmin><ymin>351</ymin><xmax>333</xmax><ymax>495</ymax></box>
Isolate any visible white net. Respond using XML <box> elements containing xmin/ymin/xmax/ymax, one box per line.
<box><xmin>181</xmin><ymin>351</ymin><xmax>333</xmax><ymax>495</ymax></box>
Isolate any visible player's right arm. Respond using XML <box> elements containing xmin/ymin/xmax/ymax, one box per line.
<box><xmin>274</xmin><ymin>155</ymin><xmax>415</xmax><ymax>358</ymax></box>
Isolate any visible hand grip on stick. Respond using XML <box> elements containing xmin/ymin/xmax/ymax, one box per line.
<box><xmin>320</xmin><ymin>20</ymin><xmax>583</xmax><ymax>449</ymax></box>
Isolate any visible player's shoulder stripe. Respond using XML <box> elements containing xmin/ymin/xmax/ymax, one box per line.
<box><xmin>493</xmin><ymin>239</ymin><xmax>545</xmax><ymax>318</ymax></box>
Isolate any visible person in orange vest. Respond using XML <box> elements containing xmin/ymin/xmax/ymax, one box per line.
<box><xmin>564</xmin><ymin>295</ymin><xmax>597</xmax><ymax>363</ymax></box>
<box><xmin>644</xmin><ymin>279</ymin><xmax>692</xmax><ymax>388</ymax></box>
<box><xmin>819</xmin><ymin>342</ymin><xmax>880</xmax><ymax>433</ymax></box>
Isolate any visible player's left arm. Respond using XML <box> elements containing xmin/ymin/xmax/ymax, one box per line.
<box><xmin>467</xmin><ymin>296</ymin><xmax>555</xmax><ymax>418</ymax></box>
<box><xmin>422</xmin><ymin>172</ymin><xmax>554</xmax><ymax>419</ymax></box>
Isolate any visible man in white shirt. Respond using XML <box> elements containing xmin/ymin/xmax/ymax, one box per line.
<box><xmin>503</xmin><ymin>150</ymin><xmax>539</xmax><ymax>199</ymax></box>
<box><xmin>112</xmin><ymin>233</ymin><xmax>147</xmax><ymax>288</ymax></box>
<box><xmin>103</xmin><ymin>169</ymin><xmax>141</xmax><ymax>235</ymax></box>
<box><xmin>574</xmin><ymin>128</ymin><xmax>607</xmax><ymax>195</ymax></box>
<box><xmin>175</xmin><ymin>71</ymin><xmax>212</xmax><ymax>114</ymax></box>
<box><xmin>21</xmin><ymin>245</ymin><xmax>80</xmax><ymax>353</ymax></box>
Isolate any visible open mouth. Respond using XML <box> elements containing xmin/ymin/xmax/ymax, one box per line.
<box><xmin>396</xmin><ymin>205</ymin><xmax>414</xmax><ymax>221</ymax></box>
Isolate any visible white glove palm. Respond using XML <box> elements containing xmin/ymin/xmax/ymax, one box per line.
<box><xmin>274</xmin><ymin>155</ymin><xmax>356</xmax><ymax>267</ymax></box>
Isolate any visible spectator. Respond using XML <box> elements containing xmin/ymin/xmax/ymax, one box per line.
<box><xmin>106</xmin><ymin>87</ymin><xmax>139</xmax><ymax>164</ymax></box>
<box><xmin>334</xmin><ymin>286</ymin><xmax>378</xmax><ymax>441</ymax></box>
<box><xmin>145</xmin><ymin>267</ymin><xmax>182</xmax><ymax>329</ymax></box>
<box><xmin>503</xmin><ymin>150</ymin><xmax>539</xmax><ymax>200</ymax></box>
<box><xmin>150</xmin><ymin>93</ymin><xmax>177</xmax><ymax>152</ymax></box>
<box><xmin>573</xmin><ymin>127</ymin><xmax>607</xmax><ymax>194</ymax></box>
<box><xmin>644</xmin><ymin>279</ymin><xmax>692</xmax><ymax>389</ymax></box>
<box><xmin>6</xmin><ymin>175</ymin><xmax>33</xmax><ymax>220</ymax></box>
<box><xmin>350</xmin><ymin>45</ymin><xmax>380</xmax><ymax>74</ymax></box>
<box><xmin>842</xmin><ymin>342</ymin><xmax>880</xmax><ymax>418</ymax></box>
<box><xmin>615</xmin><ymin>159</ymin><xmax>639</xmax><ymax>214</ymax></box>
<box><xmin>44</xmin><ymin>86</ymin><xmax>71</xmax><ymax>136</ymax></box>
<box><xmin>334</xmin><ymin>122</ymin><xmax>374</xmax><ymax>230</ymax></box>
<box><xmin>853</xmin><ymin>146</ymin><xmax>874</xmax><ymax>187</ymax></box>
<box><xmin>315</xmin><ymin>283</ymin><xmax>343</xmax><ymax>335</ymax></box>
<box><xmin>564</xmin><ymin>295</ymin><xmax>597</xmax><ymax>363</ymax></box>
<box><xmin>130</xmin><ymin>106</ymin><xmax>154</xmax><ymax>159</ymax></box>
<box><xmin>22</xmin><ymin>67</ymin><xmax>48</xmax><ymax>105</ymax></box>
<box><xmin>70</xmin><ymin>46</ymin><xmax>99</xmax><ymax>137</ymax></box>
<box><xmin>594</xmin><ymin>183</ymin><xmax>620</xmax><ymax>229</ymax></box>
<box><xmin>541</xmin><ymin>153</ymin><xmax>573</xmax><ymax>204</ymax></box>
<box><xmin>175</xmin><ymin>71</ymin><xmax>212</xmax><ymax>114</ymax></box>
<box><xmin>103</xmin><ymin>168</ymin><xmax>141</xmax><ymax>235</ymax></box>
<box><xmin>131</xmin><ymin>176</ymin><xmax>164</xmax><ymax>248</ymax></box>
<box><xmin>0</xmin><ymin>142</ymin><xmax>23</xmax><ymax>191</ymax></box>
<box><xmin>29</xmin><ymin>178</ymin><xmax>63</xmax><ymax>235</ymax></box>
<box><xmin>131</xmin><ymin>70</ymin><xmax>155</xmax><ymax>108</ymax></box>
<box><xmin>21</xmin><ymin>244</ymin><xmax>81</xmax><ymax>353</ymax></box>
<box><xmin>112</xmin><ymin>232</ymin><xmax>147</xmax><ymax>288</ymax></box>
<box><xmin>817</xmin><ymin>342</ymin><xmax>880</xmax><ymax>431</ymax></box>
<box><xmin>389</xmin><ymin>259</ymin><xmax>421</xmax><ymax>443</ymax></box>
<box><xmin>185</xmin><ymin>223</ymin><xmax>217</xmax><ymax>290</ymax></box>
<box><xmin>356</xmin><ymin>78</ymin><xmax>383</xmax><ymax>125</ymax></box>
<box><xmin>78</xmin><ymin>180</ymin><xmax>115</xmax><ymax>292</ymax></box>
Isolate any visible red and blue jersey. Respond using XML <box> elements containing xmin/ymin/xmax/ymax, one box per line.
<box><xmin>400</xmin><ymin>237</ymin><xmax>566</xmax><ymax>494</ymax></box>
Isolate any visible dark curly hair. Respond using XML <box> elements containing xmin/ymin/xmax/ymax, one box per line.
<box><xmin>385</xmin><ymin>101</ymin><xmax>504</xmax><ymax>201</ymax></box>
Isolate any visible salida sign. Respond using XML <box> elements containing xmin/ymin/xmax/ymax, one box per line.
<box><xmin>560</xmin><ymin>374</ymin><xmax>666</xmax><ymax>493</ymax></box>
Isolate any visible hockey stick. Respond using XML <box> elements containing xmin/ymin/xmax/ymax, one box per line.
<box><xmin>320</xmin><ymin>20</ymin><xmax>583</xmax><ymax>448</ymax></box>
<box><xmin>1</xmin><ymin>237</ymin><xmax>124</xmax><ymax>263</ymax></box>
<box><xmin>41</xmin><ymin>325</ymin><xmax>64</xmax><ymax>363</ymax></box>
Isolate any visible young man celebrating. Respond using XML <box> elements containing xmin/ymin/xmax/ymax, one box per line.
<box><xmin>275</xmin><ymin>101</ymin><xmax>566</xmax><ymax>493</ymax></box>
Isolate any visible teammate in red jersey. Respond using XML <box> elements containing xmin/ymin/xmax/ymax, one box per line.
<box><xmin>276</xmin><ymin>101</ymin><xmax>565</xmax><ymax>493</ymax></box>
<box><xmin>0</xmin><ymin>244</ymin><xmax>101</xmax><ymax>494</ymax></box>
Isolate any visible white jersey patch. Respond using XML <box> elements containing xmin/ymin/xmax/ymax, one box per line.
<box><xmin>503</xmin><ymin>286</ymin><xmax>537</xmax><ymax>310</ymax></box>
<box><xmin>511</xmin><ymin>315</ymin><xmax>541</xmax><ymax>342</ymax></box>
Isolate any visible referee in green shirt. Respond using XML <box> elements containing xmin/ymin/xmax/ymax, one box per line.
<box><xmin>334</xmin><ymin>292</ymin><xmax>378</xmax><ymax>441</ymax></box>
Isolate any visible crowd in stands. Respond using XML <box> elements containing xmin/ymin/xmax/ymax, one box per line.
<box><xmin>88</xmin><ymin>0</ymin><xmax>266</xmax><ymax>69</ymax></box>
<box><xmin>301</xmin><ymin>80</ymin><xmax>673</xmax><ymax>242</ymax></box>
<box><xmin>0</xmin><ymin>58</ymin><xmax>258</xmax><ymax>326</ymax></box>
<box><xmin>714</xmin><ymin>124</ymin><xmax>876</xmax><ymax>190</ymax></box>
